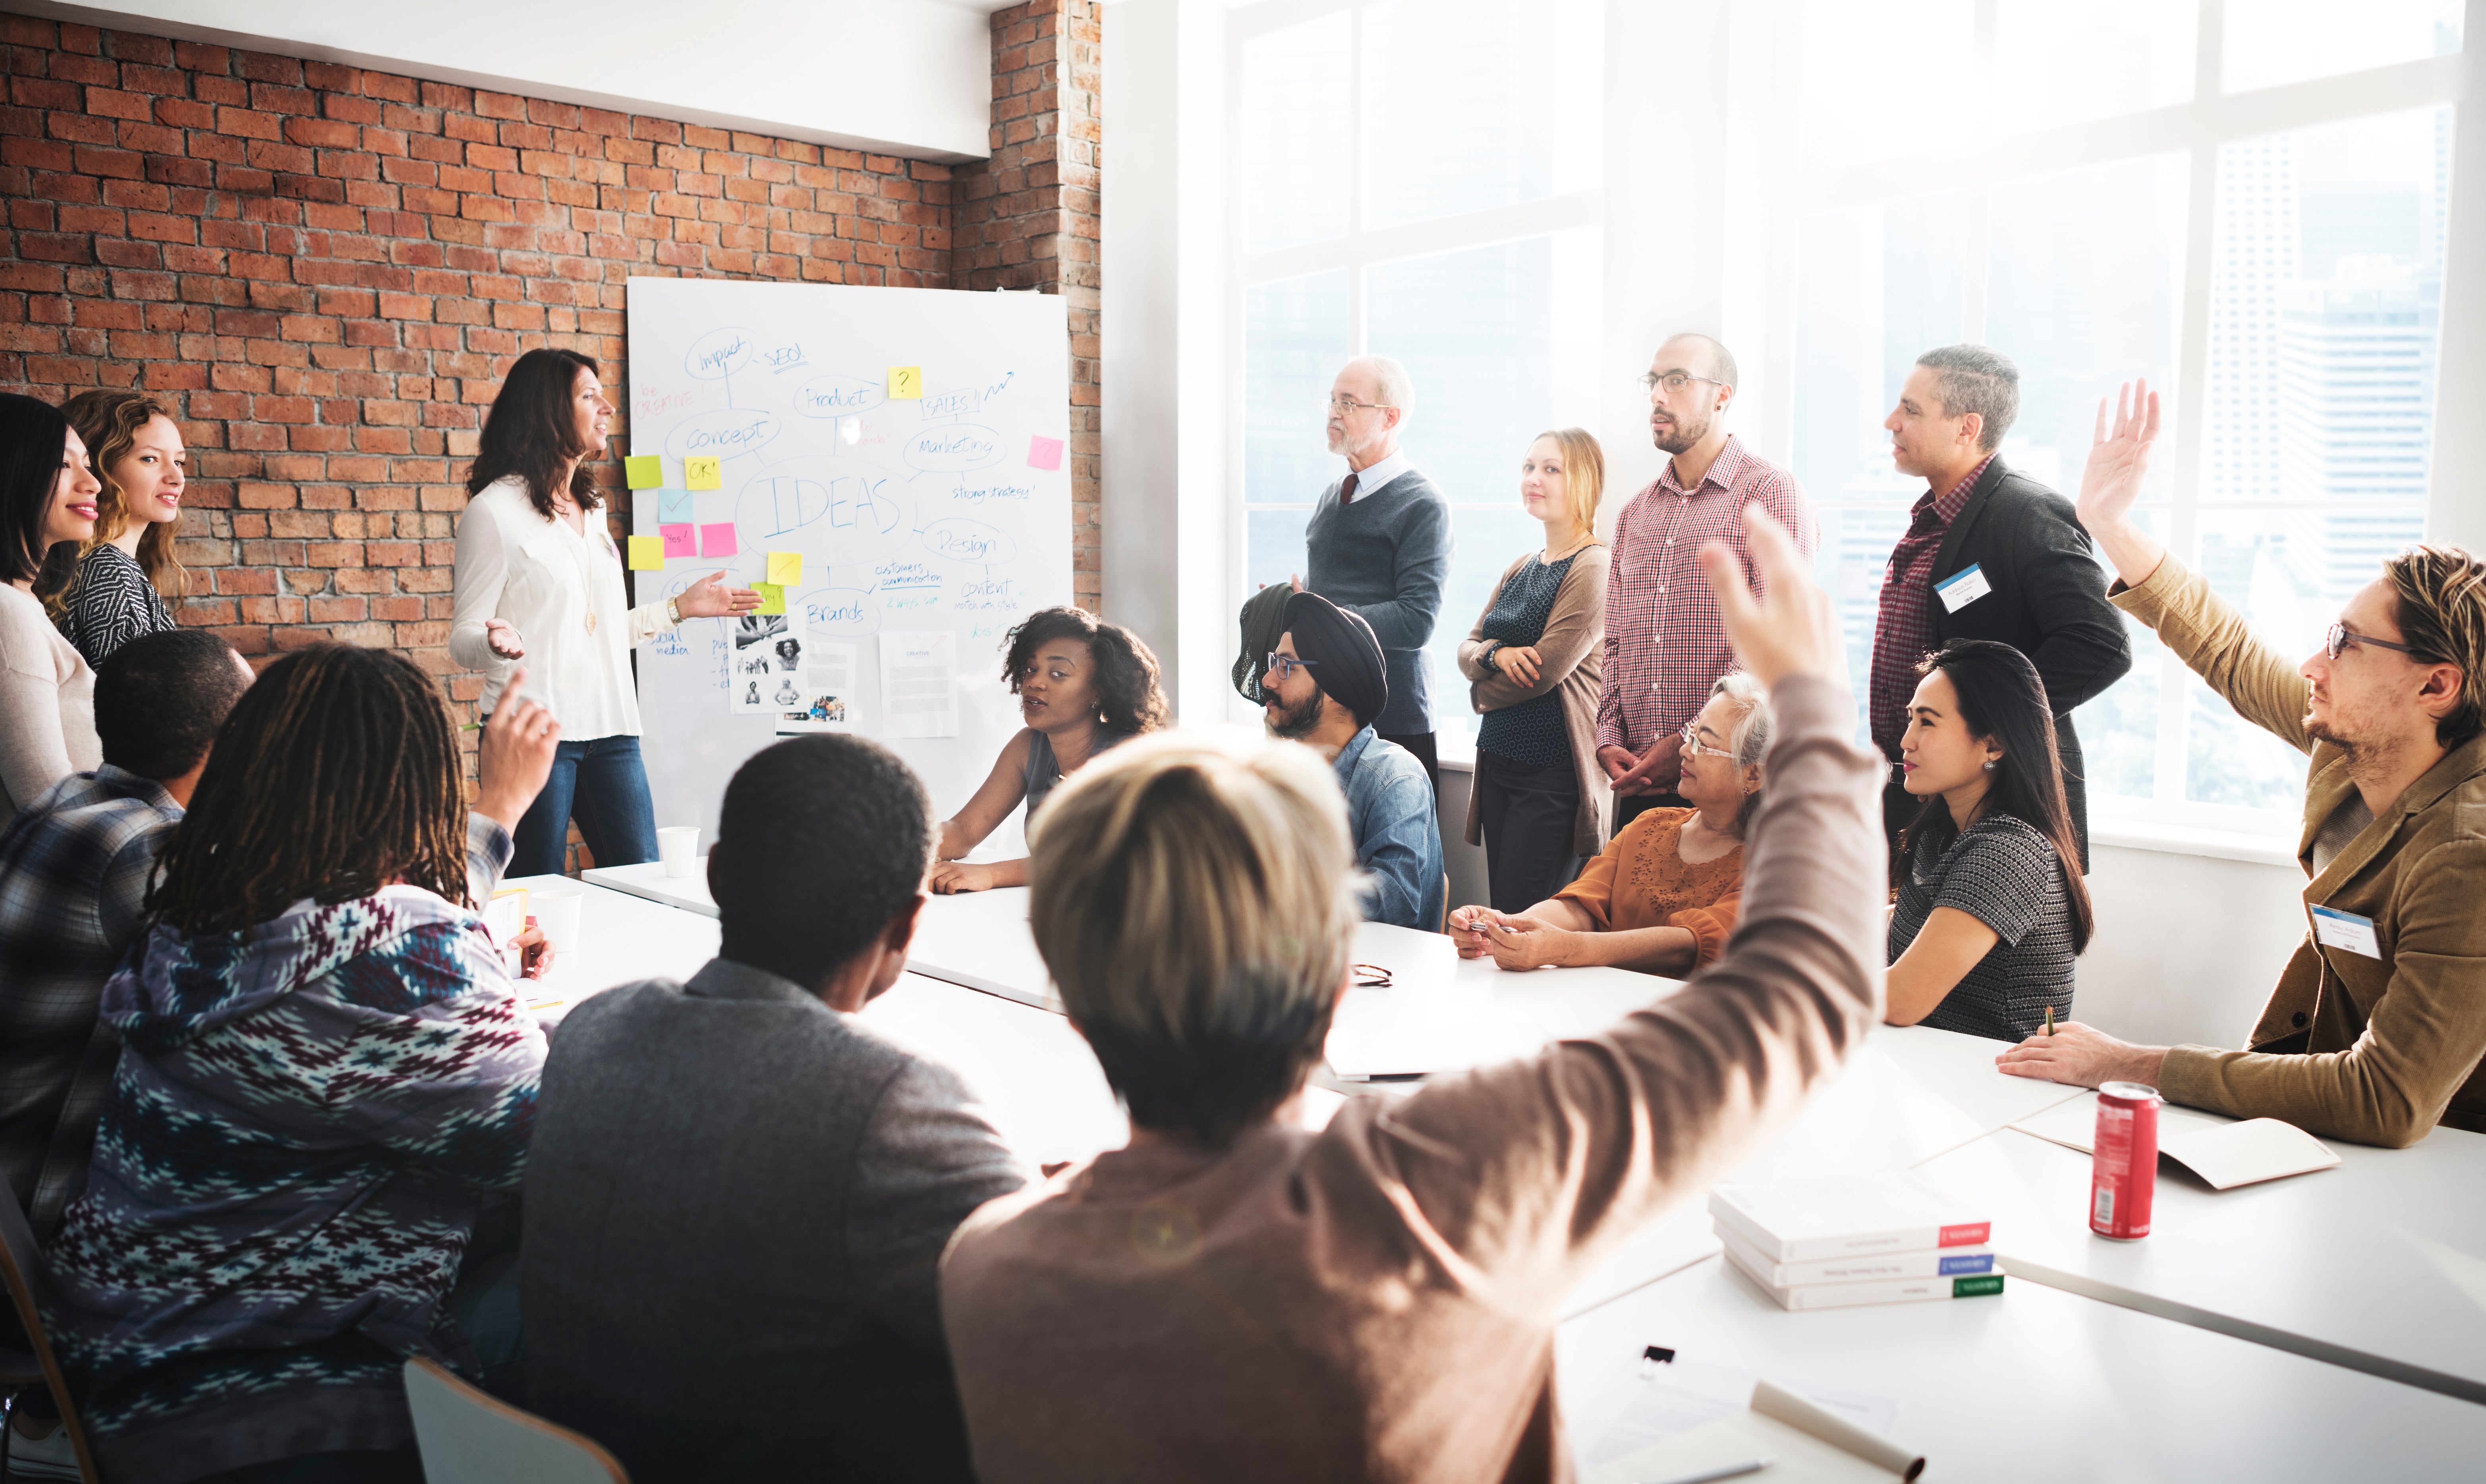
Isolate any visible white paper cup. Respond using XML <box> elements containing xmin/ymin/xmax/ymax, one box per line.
<box><xmin>657</xmin><ymin>826</ymin><xmax>701</xmax><ymax>878</ymax></box>
<box><xmin>532</xmin><ymin>887</ymin><xmax>584</xmax><ymax>954</ymax></box>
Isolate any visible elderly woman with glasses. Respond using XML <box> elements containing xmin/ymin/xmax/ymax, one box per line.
<box><xmin>1452</xmin><ymin>672</ymin><xmax>1769</xmax><ymax>974</ymax></box>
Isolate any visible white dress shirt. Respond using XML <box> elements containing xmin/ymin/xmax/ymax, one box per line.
<box><xmin>1341</xmin><ymin>446</ymin><xmax>1413</xmax><ymax>500</ymax></box>
<box><xmin>448</xmin><ymin>476</ymin><xmax>672</xmax><ymax>737</ymax></box>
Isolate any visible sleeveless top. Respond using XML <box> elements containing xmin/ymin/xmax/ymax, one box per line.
<box><xmin>1023</xmin><ymin>728</ymin><xmax>1131</xmax><ymax>822</ymax></box>
<box><xmin>1474</xmin><ymin>551</ymin><xmax>1580</xmax><ymax>768</ymax></box>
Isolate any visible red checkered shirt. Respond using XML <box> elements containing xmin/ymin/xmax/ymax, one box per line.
<box><xmin>1594</xmin><ymin>436</ymin><xmax>1817</xmax><ymax>756</ymax></box>
<box><xmin>1868</xmin><ymin>455</ymin><xmax>1994</xmax><ymax>758</ymax></box>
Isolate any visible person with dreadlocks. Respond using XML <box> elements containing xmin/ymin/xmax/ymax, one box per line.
<box><xmin>42</xmin><ymin>645</ymin><xmax>562</xmax><ymax>1484</ymax></box>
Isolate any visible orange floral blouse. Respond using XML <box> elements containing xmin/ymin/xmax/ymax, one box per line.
<box><xmin>1553</xmin><ymin>807</ymin><xmax>1745</xmax><ymax>968</ymax></box>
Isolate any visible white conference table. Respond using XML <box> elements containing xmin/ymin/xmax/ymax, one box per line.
<box><xmin>1913</xmin><ymin>1106</ymin><xmax>2486</xmax><ymax>1404</ymax></box>
<box><xmin>1559</xmin><ymin>1252</ymin><xmax>2486</xmax><ymax>1482</ymax></box>
<box><xmin>532</xmin><ymin>869</ymin><xmax>2486</xmax><ymax>1467</ymax></box>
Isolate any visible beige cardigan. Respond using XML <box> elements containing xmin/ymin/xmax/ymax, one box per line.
<box><xmin>2115</xmin><ymin>556</ymin><xmax>2486</xmax><ymax>1146</ymax></box>
<box><xmin>1455</xmin><ymin>538</ymin><xmax>1611</xmax><ymax>856</ymax></box>
<box><xmin>941</xmin><ymin>678</ymin><xmax>1884</xmax><ymax>1484</ymax></box>
<box><xmin>0</xmin><ymin>582</ymin><xmax>99</xmax><ymax>820</ymax></box>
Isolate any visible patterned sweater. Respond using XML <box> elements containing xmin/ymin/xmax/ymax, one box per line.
<box><xmin>43</xmin><ymin>884</ymin><xmax>546</xmax><ymax>1481</ymax></box>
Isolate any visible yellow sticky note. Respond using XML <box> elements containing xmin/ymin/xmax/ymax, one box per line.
<box><xmin>753</xmin><ymin>582</ymin><xmax>786</xmax><ymax>615</ymax></box>
<box><xmin>888</xmin><ymin>366</ymin><xmax>921</xmax><ymax>399</ymax></box>
<box><xmin>684</xmin><ymin>456</ymin><xmax>722</xmax><ymax>490</ymax></box>
<box><xmin>626</xmin><ymin>535</ymin><xmax>664</xmax><ymax>570</ymax></box>
<box><xmin>766</xmin><ymin>550</ymin><xmax>803</xmax><ymax>586</ymax></box>
<box><xmin>623</xmin><ymin>455</ymin><xmax>661</xmax><ymax>488</ymax></box>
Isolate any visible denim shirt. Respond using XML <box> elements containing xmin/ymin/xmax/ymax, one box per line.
<box><xmin>1332</xmin><ymin>727</ymin><xmax>1445</xmax><ymax>930</ymax></box>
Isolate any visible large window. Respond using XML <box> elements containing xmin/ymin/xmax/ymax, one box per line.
<box><xmin>1231</xmin><ymin>0</ymin><xmax>1603</xmax><ymax>750</ymax></box>
<box><xmin>1786</xmin><ymin>0</ymin><xmax>2462</xmax><ymax>834</ymax></box>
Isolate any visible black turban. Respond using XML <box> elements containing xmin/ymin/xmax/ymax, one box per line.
<box><xmin>1281</xmin><ymin>591</ymin><xmax>1387</xmax><ymax>730</ymax></box>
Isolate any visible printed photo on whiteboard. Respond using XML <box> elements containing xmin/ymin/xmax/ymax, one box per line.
<box><xmin>733</xmin><ymin>614</ymin><xmax>788</xmax><ymax>650</ymax></box>
<box><xmin>772</xmin><ymin>635</ymin><xmax>803</xmax><ymax>673</ymax></box>
<box><xmin>736</xmin><ymin>651</ymin><xmax>773</xmax><ymax>680</ymax></box>
<box><xmin>879</xmin><ymin>630</ymin><xmax>959</xmax><ymax>739</ymax></box>
<box><xmin>775</xmin><ymin>664</ymin><xmax>853</xmax><ymax>735</ymax></box>
<box><xmin>731</xmin><ymin>675</ymin><xmax>774</xmax><ymax>714</ymax></box>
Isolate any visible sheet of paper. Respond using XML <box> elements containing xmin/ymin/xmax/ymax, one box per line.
<box><xmin>880</xmin><ymin>629</ymin><xmax>958</xmax><ymax>739</ymax></box>
<box><xmin>1578</xmin><ymin>1358</ymin><xmax>1903</xmax><ymax>1484</ymax></box>
<box><xmin>727</xmin><ymin>616</ymin><xmax>792</xmax><ymax>712</ymax></box>
<box><xmin>659</xmin><ymin>523</ymin><xmax>696</xmax><ymax>559</ymax></box>
<box><xmin>888</xmin><ymin>365</ymin><xmax>922</xmax><ymax>399</ymax></box>
<box><xmin>766</xmin><ymin>550</ymin><xmax>804</xmax><ymax>585</ymax></box>
<box><xmin>753</xmin><ymin>582</ymin><xmax>786</xmax><ymax>615</ymax></box>
<box><xmin>1027</xmin><ymin>433</ymin><xmax>1063</xmax><ymax>470</ymax></box>
<box><xmin>774</xmin><ymin>642</ymin><xmax>856</xmax><ymax>734</ymax></box>
<box><xmin>684</xmin><ymin>456</ymin><xmax>722</xmax><ymax>489</ymax></box>
<box><xmin>656</xmin><ymin>489</ymin><xmax>695</xmax><ymax>523</ymax></box>
<box><xmin>699</xmin><ymin>521</ymin><xmax>738</xmax><ymax>558</ymax></box>
<box><xmin>2009</xmin><ymin>1094</ymin><xmax>2237</xmax><ymax>1156</ymax></box>
<box><xmin>626</xmin><ymin>535</ymin><xmax>664</xmax><ymax>570</ymax></box>
<box><xmin>624</xmin><ymin>454</ymin><xmax>661</xmax><ymax>488</ymax></box>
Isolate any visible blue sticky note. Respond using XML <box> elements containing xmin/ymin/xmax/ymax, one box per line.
<box><xmin>657</xmin><ymin>490</ymin><xmax>695</xmax><ymax>523</ymax></box>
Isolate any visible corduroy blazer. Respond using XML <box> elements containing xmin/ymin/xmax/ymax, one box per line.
<box><xmin>2117</xmin><ymin>556</ymin><xmax>2486</xmax><ymax>1146</ymax></box>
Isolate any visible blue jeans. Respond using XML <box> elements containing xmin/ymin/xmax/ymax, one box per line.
<box><xmin>508</xmin><ymin>733</ymin><xmax>659</xmax><ymax>877</ymax></box>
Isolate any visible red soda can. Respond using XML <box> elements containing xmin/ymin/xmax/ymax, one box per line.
<box><xmin>2089</xmin><ymin>1081</ymin><xmax>2161</xmax><ymax>1239</ymax></box>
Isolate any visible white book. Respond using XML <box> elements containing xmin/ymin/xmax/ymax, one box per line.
<box><xmin>1723</xmin><ymin>1241</ymin><xmax>2006</xmax><ymax>1311</ymax></box>
<box><xmin>1707</xmin><ymin>1176</ymin><xmax>1991</xmax><ymax>1264</ymax></box>
<box><xmin>1716</xmin><ymin>1226</ymin><xmax>1995</xmax><ymax>1288</ymax></box>
<box><xmin>2008</xmin><ymin>1095</ymin><xmax>2341</xmax><ymax>1190</ymax></box>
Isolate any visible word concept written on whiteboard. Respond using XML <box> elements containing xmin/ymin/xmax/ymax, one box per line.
<box><xmin>622</xmin><ymin>278</ymin><xmax>1073</xmax><ymax>844</ymax></box>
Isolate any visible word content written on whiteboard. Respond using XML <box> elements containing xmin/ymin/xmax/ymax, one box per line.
<box><xmin>625</xmin><ymin>278</ymin><xmax>1073</xmax><ymax>848</ymax></box>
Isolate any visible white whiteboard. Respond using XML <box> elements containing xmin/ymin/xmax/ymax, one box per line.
<box><xmin>623</xmin><ymin>277</ymin><xmax>1071</xmax><ymax>846</ymax></box>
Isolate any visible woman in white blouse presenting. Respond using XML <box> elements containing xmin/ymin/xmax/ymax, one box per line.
<box><xmin>451</xmin><ymin>349</ymin><xmax>758</xmax><ymax>876</ymax></box>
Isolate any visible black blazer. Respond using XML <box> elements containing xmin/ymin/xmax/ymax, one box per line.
<box><xmin>1885</xmin><ymin>456</ymin><xmax>2132</xmax><ymax>869</ymax></box>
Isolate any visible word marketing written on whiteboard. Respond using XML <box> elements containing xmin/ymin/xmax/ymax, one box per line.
<box><xmin>624</xmin><ymin>277</ymin><xmax>1072</xmax><ymax>843</ymax></box>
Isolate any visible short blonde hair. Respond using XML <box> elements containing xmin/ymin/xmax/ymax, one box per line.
<box><xmin>1532</xmin><ymin>427</ymin><xmax>1603</xmax><ymax>539</ymax></box>
<box><xmin>1029</xmin><ymin>730</ymin><xmax>1361</xmax><ymax>1145</ymax></box>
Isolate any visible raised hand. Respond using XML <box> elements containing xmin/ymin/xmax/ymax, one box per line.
<box><xmin>473</xmin><ymin>670</ymin><xmax>562</xmax><ymax>832</ymax></box>
<box><xmin>2075</xmin><ymin>379</ymin><xmax>2170</xmax><ymax>589</ymax></box>
<box><xmin>1698</xmin><ymin>506</ymin><xmax>1841</xmax><ymax>688</ymax></box>
<box><xmin>677</xmin><ymin>570</ymin><xmax>764</xmax><ymax>618</ymax></box>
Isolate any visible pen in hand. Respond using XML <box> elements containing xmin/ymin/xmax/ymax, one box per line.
<box><xmin>2045</xmin><ymin>1005</ymin><xmax>2055</xmax><ymax>1037</ymax></box>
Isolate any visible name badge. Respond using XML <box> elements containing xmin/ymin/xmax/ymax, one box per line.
<box><xmin>2311</xmin><ymin>904</ymin><xmax>2381</xmax><ymax>959</ymax></box>
<box><xmin>1935</xmin><ymin>563</ymin><xmax>1992</xmax><ymax>613</ymax></box>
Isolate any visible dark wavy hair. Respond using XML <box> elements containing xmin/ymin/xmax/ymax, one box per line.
<box><xmin>0</xmin><ymin>392</ymin><xmax>73</xmax><ymax>585</ymax></box>
<box><xmin>1903</xmin><ymin>639</ymin><xmax>2094</xmax><ymax>953</ymax></box>
<box><xmin>147</xmin><ymin>645</ymin><xmax>470</xmax><ymax>936</ymax></box>
<box><xmin>999</xmin><ymin>606</ymin><xmax>1170</xmax><ymax>736</ymax></box>
<box><xmin>465</xmin><ymin>347</ymin><xmax>605</xmax><ymax>520</ymax></box>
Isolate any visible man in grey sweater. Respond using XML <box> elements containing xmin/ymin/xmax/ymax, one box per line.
<box><xmin>1301</xmin><ymin>354</ymin><xmax>1452</xmax><ymax>797</ymax></box>
<box><xmin>522</xmin><ymin>736</ymin><xmax>1026</xmax><ymax>1482</ymax></box>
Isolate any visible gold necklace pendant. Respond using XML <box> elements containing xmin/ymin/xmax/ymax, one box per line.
<box><xmin>585</xmin><ymin>610</ymin><xmax>597</xmax><ymax>635</ymax></box>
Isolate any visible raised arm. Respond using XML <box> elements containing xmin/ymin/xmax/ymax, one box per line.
<box><xmin>2074</xmin><ymin>381</ymin><xmax>2170</xmax><ymax>591</ymax></box>
<box><xmin>1349</xmin><ymin>508</ymin><xmax>1883</xmax><ymax>1304</ymax></box>
<box><xmin>1335</xmin><ymin>495</ymin><xmax>1450</xmax><ymax>650</ymax></box>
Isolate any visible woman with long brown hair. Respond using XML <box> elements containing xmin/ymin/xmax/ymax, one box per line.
<box><xmin>0</xmin><ymin>392</ymin><xmax>102</xmax><ymax>818</ymax></box>
<box><xmin>449</xmin><ymin>348</ymin><xmax>759</xmax><ymax>876</ymax></box>
<box><xmin>36</xmin><ymin>388</ymin><xmax>187</xmax><ymax>666</ymax></box>
<box><xmin>43</xmin><ymin>643</ymin><xmax>554</xmax><ymax>1483</ymax></box>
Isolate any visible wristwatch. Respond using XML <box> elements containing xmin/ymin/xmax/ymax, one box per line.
<box><xmin>665</xmin><ymin>596</ymin><xmax>683</xmax><ymax>627</ymax></box>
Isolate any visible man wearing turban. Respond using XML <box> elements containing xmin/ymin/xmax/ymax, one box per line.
<box><xmin>1262</xmin><ymin>592</ymin><xmax>1445</xmax><ymax>929</ymax></box>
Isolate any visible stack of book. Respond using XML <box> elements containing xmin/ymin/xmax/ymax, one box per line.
<box><xmin>1709</xmin><ymin>1177</ymin><xmax>2004</xmax><ymax>1310</ymax></box>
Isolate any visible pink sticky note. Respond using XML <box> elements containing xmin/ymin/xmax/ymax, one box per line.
<box><xmin>660</xmin><ymin>523</ymin><xmax>696</xmax><ymax>559</ymax></box>
<box><xmin>1027</xmin><ymin>434</ymin><xmax>1064</xmax><ymax>471</ymax></box>
<box><xmin>699</xmin><ymin>522</ymin><xmax>738</xmax><ymax>558</ymax></box>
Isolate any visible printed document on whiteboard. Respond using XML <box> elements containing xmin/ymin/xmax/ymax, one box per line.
<box><xmin>880</xmin><ymin>631</ymin><xmax>959</xmax><ymax>739</ymax></box>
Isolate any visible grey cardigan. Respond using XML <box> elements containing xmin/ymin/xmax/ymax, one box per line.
<box><xmin>1457</xmin><ymin>538</ymin><xmax>1611</xmax><ymax>856</ymax></box>
<box><xmin>522</xmin><ymin>959</ymin><xmax>1028</xmax><ymax>1482</ymax></box>
<box><xmin>1304</xmin><ymin>467</ymin><xmax>1453</xmax><ymax>735</ymax></box>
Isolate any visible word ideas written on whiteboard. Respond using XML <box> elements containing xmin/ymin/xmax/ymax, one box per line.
<box><xmin>624</xmin><ymin>277</ymin><xmax>1071</xmax><ymax>840</ymax></box>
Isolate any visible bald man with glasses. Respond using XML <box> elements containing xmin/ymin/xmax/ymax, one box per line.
<box><xmin>1295</xmin><ymin>355</ymin><xmax>1452</xmax><ymax>797</ymax></box>
<box><xmin>1595</xmin><ymin>333</ymin><xmax>1816</xmax><ymax>836</ymax></box>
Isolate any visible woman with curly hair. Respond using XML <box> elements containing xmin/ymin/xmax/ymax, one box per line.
<box><xmin>36</xmin><ymin>389</ymin><xmax>188</xmax><ymax>666</ymax></box>
<box><xmin>931</xmin><ymin>606</ymin><xmax>1168</xmax><ymax>893</ymax></box>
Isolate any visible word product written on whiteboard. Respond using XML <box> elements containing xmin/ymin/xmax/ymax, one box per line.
<box><xmin>623</xmin><ymin>278</ymin><xmax>1073</xmax><ymax>845</ymax></box>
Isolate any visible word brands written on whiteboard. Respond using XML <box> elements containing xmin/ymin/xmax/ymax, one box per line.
<box><xmin>624</xmin><ymin>277</ymin><xmax>1072</xmax><ymax>840</ymax></box>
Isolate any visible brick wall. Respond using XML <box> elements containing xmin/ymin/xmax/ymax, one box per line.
<box><xmin>957</xmin><ymin>0</ymin><xmax>1101</xmax><ymax>610</ymax></box>
<box><xmin>0</xmin><ymin>5</ymin><xmax>1103</xmax><ymax>711</ymax></box>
